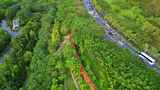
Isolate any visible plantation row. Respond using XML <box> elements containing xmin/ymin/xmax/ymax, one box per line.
<box><xmin>0</xmin><ymin>0</ymin><xmax>160</xmax><ymax>90</ymax></box>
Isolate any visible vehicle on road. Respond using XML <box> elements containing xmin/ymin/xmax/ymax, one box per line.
<box><xmin>139</xmin><ymin>52</ymin><xmax>156</xmax><ymax>66</ymax></box>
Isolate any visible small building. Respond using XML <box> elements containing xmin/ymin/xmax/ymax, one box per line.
<box><xmin>12</xmin><ymin>19</ymin><xmax>19</xmax><ymax>32</ymax></box>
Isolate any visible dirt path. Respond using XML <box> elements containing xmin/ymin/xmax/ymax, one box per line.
<box><xmin>54</xmin><ymin>31</ymin><xmax>97</xmax><ymax>90</ymax></box>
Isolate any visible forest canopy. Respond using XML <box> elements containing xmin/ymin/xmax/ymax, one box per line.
<box><xmin>0</xmin><ymin>0</ymin><xmax>160</xmax><ymax>90</ymax></box>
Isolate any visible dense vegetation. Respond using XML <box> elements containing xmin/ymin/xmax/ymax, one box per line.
<box><xmin>142</xmin><ymin>0</ymin><xmax>160</xmax><ymax>16</ymax></box>
<box><xmin>92</xmin><ymin>0</ymin><xmax>160</xmax><ymax>64</ymax></box>
<box><xmin>0</xmin><ymin>0</ymin><xmax>160</xmax><ymax>90</ymax></box>
<box><xmin>0</xmin><ymin>28</ymin><xmax>10</xmax><ymax>52</ymax></box>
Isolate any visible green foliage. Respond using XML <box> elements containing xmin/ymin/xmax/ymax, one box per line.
<box><xmin>0</xmin><ymin>0</ymin><xmax>160</xmax><ymax>90</ymax></box>
<box><xmin>5</xmin><ymin>4</ymin><xmax>20</xmax><ymax>21</ymax></box>
<box><xmin>0</xmin><ymin>9</ymin><xmax>5</xmax><ymax>20</ymax></box>
<box><xmin>142</xmin><ymin>0</ymin><xmax>160</xmax><ymax>16</ymax></box>
<box><xmin>0</xmin><ymin>15</ymin><xmax>41</xmax><ymax>89</ymax></box>
<box><xmin>94</xmin><ymin>0</ymin><xmax>160</xmax><ymax>62</ymax></box>
<box><xmin>0</xmin><ymin>28</ymin><xmax>10</xmax><ymax>52</ymax></box>
<box><xmin>25</xmin><ymin>7</ymin><xmax>57</xmax><ymax>90</ymax></box>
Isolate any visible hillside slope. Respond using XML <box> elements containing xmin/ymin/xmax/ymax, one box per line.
<box><xmin>93</xmin><ymin>0</ymin><xmax>160</xmax><ymax>64</ymax></box>
<box><xmin>0</xmin><ymin>0</ymin><xmax>160</xmax><ymax>90</ymax></box>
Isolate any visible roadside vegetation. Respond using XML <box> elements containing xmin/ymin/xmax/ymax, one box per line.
<box><xmin>93</xmin><ymin>0</ymin><xmax>160</xmax><ymax>64</ymax></box>
<box><xmin>0</xmin><ymin>0</ymin><xmax>160</xmax><ymax>90</ymax></box>
<box><xmin>0</xmin><ymin>28</ymin><xmax>10</xmax><ymax>52</ymax></box>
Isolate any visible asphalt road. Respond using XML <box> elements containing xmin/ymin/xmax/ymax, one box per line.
<box><xmin>83</xmin><ymin>0</ymin><xmax>138</xmax><ymax>53</ymax></box>
<box><xmin>0</xmin><ymin>20</ymin><xmax>19</xmax><ymax>37</ymax></box>
<box><xmin>0</xmin><ymin>20</ymin><xmax>19</xmax><ymax>63</ymax></box>
<box><xmin>83</xmin><ymin>0</ymin><xmax>160</xmax><ymax>74</ymax></box>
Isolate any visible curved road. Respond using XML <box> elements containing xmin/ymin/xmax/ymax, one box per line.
<box><xmin>0</xmin><ymin>20</ymin><xmax>19</xmax><ymax>37</ymax></box>
<box><xmin>0</xmin><ymin>20</ymin><xmax>19</xmax><ymax>63</ymax></box>
<box><xmin>83</xmin><ymin>0</ymin><xmax>160</xmax><ymax>74</ymax></box>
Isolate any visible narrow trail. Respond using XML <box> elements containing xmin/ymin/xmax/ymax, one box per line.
<box><xmin>80</xmin><ymin>64</ymin><xmax>97</xmax><ymax>90</ymax></box>
<box><xmin>67</xmin><ymin>31</ymin><xmax>97</xmax><ymax>90</ymax></box>
<box><xmin>70</xmin><ymin>70</ymin><xmax>80</xmax><ymax>90</ymax></box>
<box><xmin>55</xmin><ymin>31</ymin><xmax>97</xmax><ymax>90</ymax></box>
